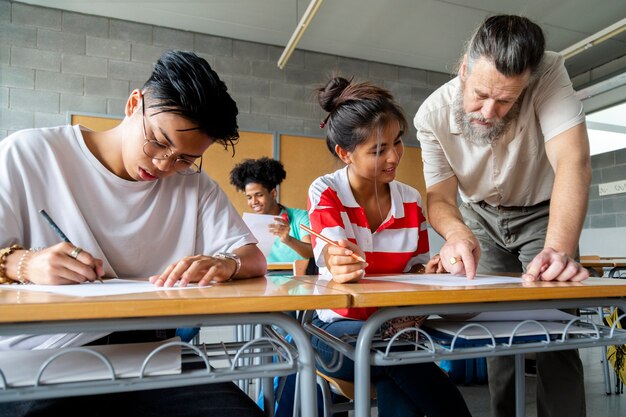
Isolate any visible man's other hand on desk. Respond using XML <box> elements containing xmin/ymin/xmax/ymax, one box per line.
<box><xmin>522</xmin><ymin>247</ymin><xmax>590</xmax><ymax>282</ymax></box>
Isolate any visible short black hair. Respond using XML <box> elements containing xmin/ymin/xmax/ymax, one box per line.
<box><xmin>466</xmin><ymin>15</ymin><xmax>545</xmax><ymax>77</ymax></box>
<box><xmin>229</xmin><ymin>157</ymin><xmax>286</xmax><ymax>192</ymax></box>
<box><xmin>142</xmin><ymin>50</ymin><xmax>239</xmax><ymax>150</ymax></box>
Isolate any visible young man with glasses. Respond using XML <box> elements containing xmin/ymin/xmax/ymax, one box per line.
<box><xmin>0</xmin><ymin>50</ymin><xmax>266</xmax><ymax>417</ymax></box>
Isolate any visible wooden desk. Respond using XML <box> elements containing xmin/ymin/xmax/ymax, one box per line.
<box><xmin>294</xmin><ymin>275</ymin><xmax>626</xmax><ymax>417</ymax></box>
<box><xmin>266</xmin><ymin>262</ymin><xmax>293</xmax><ymax>271</ymax></box>
<box><xmin>299</xmin><ymin>275</ymin><xmax>626</xmax><ymax>307</ymax></box>
<box><xmin>0</xmin><ymin>276</ymin><xmax>347</xmax><ymax>321</ymax></box>
<box><xmin>580</xmin><ymin>259</ymin><xmax>626</xmax><ymax>277</ymax></box>
<box><xmin>0</xmin><ymin>276</ymin><xmax>351</xmax><ymax>417</ymax></box>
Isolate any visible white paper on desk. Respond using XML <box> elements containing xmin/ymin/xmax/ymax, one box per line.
<box><xmin>465</xmin><ymin>309</ymin><xmax>578</xmax><ymax>321</ymax></box>
<box><xmin>0</xmin><ymin>338</ymin><xmax>181</xmax><ymax>387</ymax></box>
<box><xmin>1</xmin><ymin>279</ymin><xmax>206</xmax><ymax>297</ymax></box>
<box><xmin>242</xmin><ymin>212</ymin><xmax>278</xmax><ymax>258</ymax></box>
<box><xmin>423</xmin><ymin>319</ymin><xmax>596</xmax><ymax>341</ymax></box>
<box><xmin>366</xmin><ymin>274</ymin><xmax>523</xmax><ymax>286</ymax></box>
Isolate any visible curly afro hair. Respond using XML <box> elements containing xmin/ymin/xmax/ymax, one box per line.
<box><xmin>229</xmin><ymin>157</ymin><xmax>286</xmax><ymax>192</ymax></box>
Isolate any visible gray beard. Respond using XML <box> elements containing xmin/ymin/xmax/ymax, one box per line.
<box><xmin>453</xmin><ymin>87</ymin><xmax>520</xmax><ymax>146</ymax></box>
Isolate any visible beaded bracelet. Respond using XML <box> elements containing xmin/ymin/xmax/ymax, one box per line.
<box><xmin>16</xmin><ymin>250</ymin><xmax>33</xmax><ymax>284</ymax></box>
<box><xmin>0</xmin><ymin>244</ymin><xmax>24</xmax><ymax>284</ymax></box>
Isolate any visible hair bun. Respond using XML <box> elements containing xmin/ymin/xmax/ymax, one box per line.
<box><xmin>317</xmin><ymin>77</ymin><xmax>351</xmax><ymax>113</ymax></box>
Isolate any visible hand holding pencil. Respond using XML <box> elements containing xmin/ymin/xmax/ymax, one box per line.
<box><xmin>33</xmin><ymin>209</ymin><xmax>105</xmax><ymax>285</ymax></box>
<box><xmin>300</xmin><ymin>224</ymin><xmax>367</xmax><ymax>283</ymax></box>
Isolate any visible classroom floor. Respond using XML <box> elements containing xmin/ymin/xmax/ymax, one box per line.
<box><xmin>454</xmin><ymin>347</ymin><xmax>626</xmax><ymax>417</ymax></box>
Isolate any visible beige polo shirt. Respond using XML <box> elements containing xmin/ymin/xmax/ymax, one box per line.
<box><xmin>414</xmin><ymin>52</ymin><xmax>585</xmax><ymax>207</ymax></box>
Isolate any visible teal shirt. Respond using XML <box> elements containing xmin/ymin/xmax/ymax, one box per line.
<box><xmin>266</xmin><ymin>206</ymin><xmax>310</xmax><ymax>263</ymax></box>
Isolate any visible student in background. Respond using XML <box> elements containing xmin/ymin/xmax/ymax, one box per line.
<box><xmin>230</xmin><ymin>157</ymin><xmax>313</xmax><ymax>263</ymax></box>
<box><xmin>0</xmin><ymin>50</ymin><xmax>265</xmax><ymax>417</ymax></box>
<box><xmin>307</xmin><ymin>76</ymin><xmax>471</xmax><ymax>417</ymax></box>
<box><xmin>230</xmin><ymin>157</ymin><xmax>313</xmax><ymax>417</ymax></box>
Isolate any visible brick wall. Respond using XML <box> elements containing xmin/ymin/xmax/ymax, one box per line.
<box><xmin>586</xmin><ymin>148</ymin><xmax>626</xmax><ymax>229</ymax></box>
<box><xmin>0</xmin><ymin>0</ymin><xmax>450</xmax><ymax>143</ymax></box>
<box><xmin>3</xmin><ymin>1</ymin><xmax>622</xmax><ymax>235</ymax></box>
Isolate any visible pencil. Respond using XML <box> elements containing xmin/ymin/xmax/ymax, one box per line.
<box><xmin>39</xmin><ymin>209</ymin><xmax>71</xmax><ymax>243</ymax></box>
<box><xmin>300</xmin><ymin>224</ymin><xmax>366</xmax><ymax>263</ymax></box>
<box><xmin>39</xmin><ymin>209</ymin><xmax>103</xmax><ymax>283</ymax></box>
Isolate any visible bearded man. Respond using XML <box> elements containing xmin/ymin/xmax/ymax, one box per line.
<box><xmin>414</xmin><ymin>14</ymin><xmax>590</xmax><ymax>417</ymax></box>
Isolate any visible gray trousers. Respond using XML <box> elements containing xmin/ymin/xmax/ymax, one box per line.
<box><xmin>460</xmin><ymin>202</ymin><xmax>586</xmax><ymax>417</ymax></box>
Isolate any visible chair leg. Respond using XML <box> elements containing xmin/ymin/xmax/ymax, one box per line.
<box><xmin>317</xmin><ymin>374</ymin><xmax>335</xmax><ymax>417</ymax></box>
<box><xmin>293</xmin><ymin>372</ymin><xmax>300</xmax><ymax>417</ymax></box>
<box><xmin>599</xmin><ymin>307</ymin><xmax>613</xmax><ymax>395</ymax></box>
<box><xmin>601</xmin><ymin>344</ymin><xmax>613</xmax><ymax>395</ymax></box>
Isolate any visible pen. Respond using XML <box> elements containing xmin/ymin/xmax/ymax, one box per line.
<box><xmin>300</xmin><ymin>224</ymin><xmax>366</xmax><ymax>263</ymax></box>
<box><xmin>39</xmin><ymin>209</ymin><xmax>103</xmax><ymax>283</ymax></box>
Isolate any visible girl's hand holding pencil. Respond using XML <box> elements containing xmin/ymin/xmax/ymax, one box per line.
<box><xmin>300</xmin><ymin>224</ymin><xmax>367</xmax><ymax>283</ymax></box>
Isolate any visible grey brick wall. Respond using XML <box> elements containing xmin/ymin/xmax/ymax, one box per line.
<box><xmin>2</xmin><ymin>1</ymin><xmax>622</xmax><ymax>233</ymax></box>
<box><xmin>586</xmin><ymin>148</ymin><xmax>626</xmax><ymax>229</ymax></box>
<box><xmin>0</xmin><ymin>0</ymin><xmax>450</xmax><ymax>142</ymax></box>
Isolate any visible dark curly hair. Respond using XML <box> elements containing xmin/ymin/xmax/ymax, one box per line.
<box><xmin>229</xmin><ymin>157</ymin><xmax>286</xmax><ymax>192</ymax></box>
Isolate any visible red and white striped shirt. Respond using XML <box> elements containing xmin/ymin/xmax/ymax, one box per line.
<box><xmin>308</xmin><ymin>166</ymin><xmax>430</xmax><ymax>323</ymax></box>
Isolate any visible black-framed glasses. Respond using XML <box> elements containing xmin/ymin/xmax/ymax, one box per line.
<box><xmin>141</xmin><ymin>101</ymin><xmax>203</xmax><ymax>176</ymax></box>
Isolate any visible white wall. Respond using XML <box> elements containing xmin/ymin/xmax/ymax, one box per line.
<box><xmin>580</xmin><ymin>227</ymin><xmax>626</xmax><ymax>257</ymax></box>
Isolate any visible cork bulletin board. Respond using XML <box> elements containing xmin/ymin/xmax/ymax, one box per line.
<box><xmin>279</xmin><ymin>134</ymin><xmax>342</xmax><ymax>210</ymax></box>
<box><xmin>70</xmin><ymin>113</ymin><xmax>122</xmax><ymax>131</ymax></box>
<box><xmin>279</xmin><ymin>134</ymin><xmax>426</xmax><ymax>210</ymax></box>
<box><xmin>202</xmin><ymin>131</ymin><xmax>274</xmax><ymax>215</ymax></box>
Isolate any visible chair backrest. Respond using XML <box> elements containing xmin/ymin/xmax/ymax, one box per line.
<box><xmin>317</xmin><ymin>371</ymin><xmax>377</xmax><ymax>400</ymax></box>
<box><xmin>293</xmin><ymin>258</ymin><xmax>319</xmax><ymax>275</ymax></box>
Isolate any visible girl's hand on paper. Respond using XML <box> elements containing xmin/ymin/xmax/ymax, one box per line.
<box><xmin>150</xmin><ymin>255</ymin><xmax>235</xmax><ymax>287</ymax></box>
<box><xmin>425</xmin><ymin>254</ymin><xmax>447</xmax><ymax>273</ymax></box>
<box><xmin>324</xmin><ymin>239</ymin><xmax>367</xmax><ymax>283</ymax></box>
<box><xmin>27</xmin><ymin>242</ymin><xmax>104</xmax><ymax>285</ymax></box>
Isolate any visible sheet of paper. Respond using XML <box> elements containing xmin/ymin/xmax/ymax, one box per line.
<box><xmin>424</xmin><ymin>319</ymin><xmax>596</xmax><ymax>341</ymax></box>
<box><xmin>1</xmin><ymin>278</ymin><xmax>205</xmax><ymax>297</ymax></box>
<box><xmin>0</xmin><ymin>338</ymin><xmax>181</xmax><ymax>387</ymax></box>
<box><xmin>465</xmin><ymin>309</ymin><xmax>578</xmax><ymax>322</ymax></box>
<box><xmin>242</xmin><ymin>212</ymin><xmax>278</xmax><ymax>258</ymax></box>
<box><xmin>365</xmin><ymin>274</ymin><xmax>523</xmax><ymax>286</ymax></box>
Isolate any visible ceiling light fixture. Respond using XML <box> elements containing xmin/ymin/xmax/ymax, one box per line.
<box><xmin>277</xmin><ymin>0</ymin><xmax>325</xmax><ymax>69</ymax></box>
<box><xmin>560</xmin><ymin>18</ymin><xmax>626</xmax><ymax>60</ymax></box>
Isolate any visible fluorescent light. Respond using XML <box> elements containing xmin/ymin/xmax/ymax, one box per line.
<box><xmin>560</xmin><ymin>18</ymin><xmax>626</xmax><ymax>60</ymax></box>
<box><xmin>277</xmin><ymin>0</ymin><xmax>325</xmax><ymax>69</ymax></box>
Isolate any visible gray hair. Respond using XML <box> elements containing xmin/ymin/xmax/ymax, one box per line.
<box><xmin>465</xmin><ymin>15</ymin><xmax>545</xmax><ymax>79</ymax></box>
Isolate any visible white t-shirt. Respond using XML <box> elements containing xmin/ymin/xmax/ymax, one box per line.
<box><xmin>0</xmin><ymin>125</ymin><xmax>257</xmax><ymax>350</ymax></box>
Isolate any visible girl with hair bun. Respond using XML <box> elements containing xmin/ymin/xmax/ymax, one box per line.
<box><xmin>230</xmin><ymin>157</ymin><xmax>313</xmax><ymax>263</ymax></box>
<box><xmin>308</xmin><ymin>77</ymin><xmax>471</xmax><ymax>417</ymax></box>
